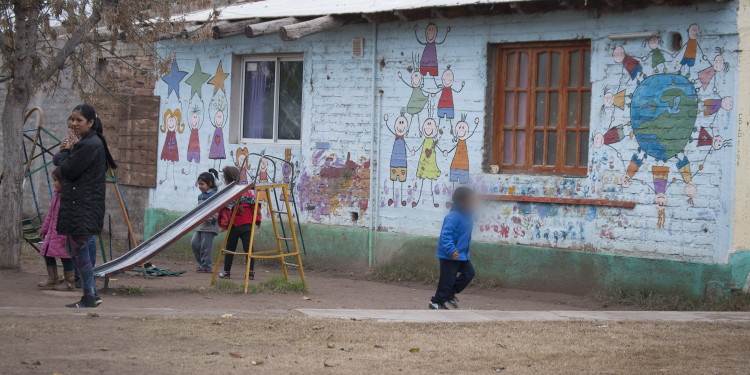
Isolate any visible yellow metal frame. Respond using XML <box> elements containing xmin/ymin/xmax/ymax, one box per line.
<box><xmin>210</xmin><ymin>183</ymin><xmax>306</xmax><ymax>293</ymax></box>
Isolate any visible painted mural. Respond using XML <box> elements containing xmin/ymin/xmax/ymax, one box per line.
<box><xmin>385</xmin><ymin>23</ymin><xmax>477</xmax><ymax>210</ymax></box>
<box><xmin>593</xmin><ymin>23</ymin><xmax>732</xmax><ymax>229</ymax></box>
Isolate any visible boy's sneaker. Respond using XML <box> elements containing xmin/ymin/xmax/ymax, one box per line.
<box><xmin>218</xmin><ymin>272</ymin><xmax>230</xmax><ymax>279</ymax></box>
<box><xmin>66</xmin><ymin>295</ymin><xmax>97</xmax><ymax>308</ymax></box>
<box><xmin>428</xmin><ymin>301</ymin><xmax>449</xmax><ymax>310</ymax></box>
<box><xmin>95</xmin><ymin>296</ymin><xmax>103</xmax><ymax>306</ymax></box>
<box><xmin>447</xmin><ymin>297</ymin><xmax>459</xmax><ymax>309</ymax></box>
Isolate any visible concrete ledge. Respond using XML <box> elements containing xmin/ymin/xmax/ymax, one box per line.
<box><xmin>297</xmin><ymin>308</ymin><xmax>750</xmax><ymax>323</ymax></box>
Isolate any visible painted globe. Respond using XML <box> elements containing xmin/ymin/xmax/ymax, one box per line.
<box><xmin>630</xmin><ymin>74</ymin><xmax>698</xmax><ymax>161</ymax></box>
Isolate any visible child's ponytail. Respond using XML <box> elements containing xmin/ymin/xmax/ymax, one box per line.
<box><xmin>198</xmin><ymin>169</ymin><xmax>219</xmax><ymax>190</ymax></box>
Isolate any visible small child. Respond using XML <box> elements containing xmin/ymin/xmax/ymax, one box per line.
<box><xmin>38</xmin><ymin>168</ymin><xmax>76</xmax><ymax>291</ymax></box>
<box><xmin>429</xmin><ymin>187</ymin><xmax>476</xmax><ymax>310</ymax></box>
<box><xmin>192</xmin><ymin>169</ymin><xmax>220</xmax><ymax>273</ymax></box>
<box><xmin>218</xmin><ymin>166</ymin><xmax>261</xmax><ymax>280</ymax></box>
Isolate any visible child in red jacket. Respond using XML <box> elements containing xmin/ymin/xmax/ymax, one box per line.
<box><xmin>218</xmin><ymin>166</ymin><xmax>261</xmax><ymax>280</ymax></box>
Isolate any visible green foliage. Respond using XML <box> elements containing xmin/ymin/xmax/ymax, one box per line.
<box><xmin>204</xmin><ymin>276</ymin><xmax>307</xmax><ymax>295</ymax></box>
<box><xmin>118</xmin><ymin>285</ymin><xmax>146</xmax><ymax>296</ymax></box>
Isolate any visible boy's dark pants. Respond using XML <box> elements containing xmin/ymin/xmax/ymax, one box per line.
<box><xmin>431</xmin><ymin>258</ymin><xmax>475</xmax><ymax>304</ymax></box>
<box><xmin>224</xmin><ymin>224</ymin><xmax>255</xmax><ymax>273</ymax></box>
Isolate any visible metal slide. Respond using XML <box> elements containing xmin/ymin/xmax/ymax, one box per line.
<box><xmin>93</xmin><ymin>182</ymin><xmax>252</xmax><ymax>278</ymax></box>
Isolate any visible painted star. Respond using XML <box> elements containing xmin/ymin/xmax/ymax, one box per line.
<box><xmin>208</xmin><ymin>60</ymin><xmax>229</xmax><ymax>95</ymax></box>
<box><xmin>162</xmin><ymin>60</ymin><xmax>188</xmax><ymax>100</ymax></box>
<box><xmin>185</xmin><ymin>59</ymin><xmax>211</xmax><ymax>100</ymax></box>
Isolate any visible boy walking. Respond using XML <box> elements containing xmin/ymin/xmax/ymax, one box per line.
<box><xmin>429</xmin><ymin>187</ymin><xmax>476</xmax><ymax>310</ymax></box>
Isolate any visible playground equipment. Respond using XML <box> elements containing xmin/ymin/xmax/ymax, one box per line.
<box><xmin>210</xmin><ymin>182</ymin><xmax>306</xmax><ymax>293</ymax></box>
<box><xmin>93</xmin><ymin>182</ymin><xmax>252</xmax><ymax>282</ymax></box>
<box><xmin>1</xmin><ymin>107</ymin><xmax>136</xmax><ymax>264</ymax></box>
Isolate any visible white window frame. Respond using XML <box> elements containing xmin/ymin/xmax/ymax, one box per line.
<box><xmin>239</xmin><ymin>54</ymin><xmax>304</xmax><ymax>146</ymax></box>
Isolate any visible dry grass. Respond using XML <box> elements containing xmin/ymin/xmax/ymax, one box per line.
<box><xmin>591</xmin><ymin>286</ymin><xmax>750</xmax><ymax>311</ymax></box>
<box><xmin>1</xmin><ymin>315</ymin><xmax>749</xmax><ymax>374</ymax></box>
<box><xmin>190</xmin><ymin>275</ymin><xmax>307</xmax><ymax>295</ymax></box>
<box><xmin>371</xmin><ymin>261</ymin><xmax>501</xmax><ymax>288</ymax></box>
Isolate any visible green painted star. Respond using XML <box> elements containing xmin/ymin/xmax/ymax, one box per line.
<box><xmin>185</xmin><ymin>58</ymin><xmax>211</xmax><ymax>100</ymax></box>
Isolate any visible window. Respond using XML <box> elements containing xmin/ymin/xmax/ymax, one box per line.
<box><xmin>241</xmin><ymin>56</ymin><xmax>303</xmax><ymax>143</ymax></box>
<box><xmin>492</xmin><ymin>42</ymin><xmax>591</xmax><ymax>176</ymax></box>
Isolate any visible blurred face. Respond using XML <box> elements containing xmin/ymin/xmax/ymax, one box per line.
<box><xmin>69</xmin><ymin>110</ymin><xmax>94</xmax><ymax>136</ymax></box>
<box><xmin>722</xmin><ymin>97</ymin><xmax>733</xmax><ymax>111</ymax></box>
<box><xmin>260</xmin><ymin>158</ymin><xmax>268</xmax><ymax>171</ymax></box>
<box><xmin>190</xmin><ymin>113</ymin><xmax>200</xmax><ymax>129</ymax></box>
<box><xmin>603</xmin><ymin>92</ymin><xmax>614</xmax><ymax>108</ymax></box>
<box><xmin>197</xmin><ymin>179</ymin><xmax>209</xmax><ymax>193</ymax></box>
<box><xmin>166</xmin><ymin>115</ymin><xmax>177</xmax><ymax>132</ymax></box>
<box><xmin>713</xmin><ymin>55</ymin><xmax>724</xmax><ymax>72</ymax></box>
<box><xmin>52</xmin><ymin>176</ymin><xmax>62</xmax><ymax>192</ymax></box>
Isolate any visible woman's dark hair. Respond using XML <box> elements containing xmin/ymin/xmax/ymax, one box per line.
<box><xmin>72</xmin><ymin>104</ymin><xmax>117</xmax><ymax>170</ymax></box>
<box><xmin>198</xmin><ymin>169</ymin><xmax>219</xmax><ymax>189</ymax></box>
<box><xmin>222</xmin><ymin>166</ymin><xmax>241</xmax><ymax>184</ymax></box>
<box><xmin>451</xmin><ymin>186</ymin><xmax>475</xmax><ymax>208</ymax></box>
<box><xmin>51</xmin><ymin>168</ymin><xmax>62</xmax><ymax>182</ymax></box>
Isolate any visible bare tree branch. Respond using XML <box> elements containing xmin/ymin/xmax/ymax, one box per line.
<box><xmin>33</xmin><ymin>3</ymin><xmax>106</xmax><ymax>85</ymax></box>
<box><xmin>0</xmin><ymin>30</ymin><xmax>11</xmax><ymax>56</ymax></box>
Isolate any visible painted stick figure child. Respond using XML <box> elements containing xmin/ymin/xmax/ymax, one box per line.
<box><xmin>675</xmin><ymin>154</ymin><xmax>697</xmax><ymax>206</ymax></box>
<box><xmin>414</xmin><ymin>23</ymin><xmax>450</xmax><ymax>77</ymax></box>
<box><xmin>677</xmin><ymin>24</ymin><xmax>706</xmax><ymax>78</ymax></box>
<box><xmin>182</xmin><ymin>101</ymin><xmax>204</xmax><ymax>180</ymax></box>
<box><xmin>652</xmin><ymin>166</ymin><xmax>669</xmax><ymax>229</ymax></box>
<box><xmin>613</xmin><ymin>45</ymin><xmax>645</xmax><ymax>83</ymax></box>
<box><xmin>208</xmin><ymin>94</ymin><xmax>227</xmax><ymax>169</ymax></box>
<box><xmin>435</xmin><ymin>66</ymin><xmax>465</xmax><ymax>125</ymax></box>
<box><xmin>384</xmin><ymin>112</ymin><xmax>411</xmax><ymax>207</ymax></box>
<box><xmin>697</xmin><ymin>54</ymin><xmax>729</xmax><ymax>93</ymax></box>
<box><xmin>600</xmin><ymin>87</ymin><xmax>628</xmax><ymax>126</ymax></box>
<box><xmin>411</xmin><ymin>115</ymin><xmax>443</xmax><ymax>208</ymax></box>
<box><xmin>233</xmin><ymin>147</ymin><xmax>250</xmax><ymax>184</ymax></box>
<box><xmin>159</xmin><ymin>108</ymin><xmax>185</xmax><ymax>189</ymax></box>
<box><xmin>443</xmin><ymin>115</ymin><xmax>479</xmax><ymax>208</ymax></box>
<box><xmin>257</xmin><ymin>156</ymin><xmax>270</xmax><ymax>204</ymax></box>
<box><xmin>700</xmin><ymin>96</ymin><xmax>733</xmax><ymax>116</ymax></box>
<box><xmin>642</xmin><ymin>36</ymin><xmax>670</xmax><ymax>74</ymax></box>
<box><xmin>398</xmin><ymin>60</ymin><xmax>436</xmax><ymax>126</ymax></box>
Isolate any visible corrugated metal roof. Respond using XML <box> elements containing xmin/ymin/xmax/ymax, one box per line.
<box><xmin>182</xmin><ymin>0</ymin><xmax>530</xmax><ymax>22</ymax></box>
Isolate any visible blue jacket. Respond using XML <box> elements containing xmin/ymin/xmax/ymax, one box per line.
<box><xmin>436</xmin><ymin>208</ymin><xmax>473</xmax><ymax>261</ymax></box>
<box><xmin>195</xmin><ymin>189</ymin><xmax>220</xmax><ymax>234</ymax></box>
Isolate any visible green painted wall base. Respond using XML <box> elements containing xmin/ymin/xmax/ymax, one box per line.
<box><xmin>145</xmin><ymin>208</ymin><xmax>750</xmax><ymax>298</ymax></box>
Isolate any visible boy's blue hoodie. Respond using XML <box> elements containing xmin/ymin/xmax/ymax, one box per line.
<box><xmin>436</xmin><ymin>207</ymin><xmax>473</xmax><ymax>261</ymax></box>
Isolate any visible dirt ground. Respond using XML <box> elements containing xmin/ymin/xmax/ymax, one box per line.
<box><xmin>3</xmin><ymin>251</ymin><xmax>750</xmax><ymax>374</ymax></box>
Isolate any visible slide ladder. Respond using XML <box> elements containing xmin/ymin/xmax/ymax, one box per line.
<box><xmin>210</xmin><ymin>183</ymin><xmax>306</xmax><ymax>293</ymax></box>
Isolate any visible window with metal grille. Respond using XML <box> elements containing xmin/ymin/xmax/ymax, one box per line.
<box><xmin>491</xmin><ymin>41</ymin><xmax>591</xmax><ymax>176</ymax></box>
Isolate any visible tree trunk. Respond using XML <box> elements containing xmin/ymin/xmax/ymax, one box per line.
<box><xmin>0</xmin><ymin>86</ymin><xmax>31</xmax><ymax>268</ymax></box>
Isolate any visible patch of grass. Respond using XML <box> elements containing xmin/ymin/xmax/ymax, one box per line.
<box><xmin>590</xmin><ymin>286</ymin><xmax>750</xmax><ymax>311</ymax></box>
<box><xmin>197</xmin><ymin>276</ymin><xmax>307</xmax><ymax>295</ymax></box>
<box><xmin>118</xmin><ymin>286</ymin><xmax>146</xmax><ymax>296</ymax></box>
<box><xmin>371</xmin><ymin>261</ymin><xmax>502</xmax><ymax>288</ymax></box>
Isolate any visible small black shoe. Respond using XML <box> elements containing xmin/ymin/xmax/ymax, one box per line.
<box><xmin>447</xmin><ymin>297</ymin><xmax>459</xmax><ymax>309</ymax></box>
<box><xmin>95</xmin><ymin>296</ymin><xmax>103</xmax><ymax>306</ymax></box>
<box><xmin>66</xmin><ymin>295</ymin><xmax>97</xmax><ymax>308</ymax></box>
<box><xmin>428</xmin><ymin>301</ymin><xmax>448</xmax><ymax>310</ymax></box>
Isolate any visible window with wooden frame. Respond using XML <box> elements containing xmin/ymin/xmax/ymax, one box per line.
<box><xmin>492</xmin><ymin>41</ymin><xmax>591</xmax><ymax>176</ymax></box>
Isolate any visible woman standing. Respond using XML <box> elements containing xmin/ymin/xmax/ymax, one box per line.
<box><xmin>54</xmin><ymin>104</ymin><xmax>117</xmax><ymax>308</ymax></box>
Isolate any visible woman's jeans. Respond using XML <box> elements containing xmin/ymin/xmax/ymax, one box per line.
<box><xmin>67</xmin><ymin>235</ymin><xmax>97</xmax><ymax>298</ymax></box>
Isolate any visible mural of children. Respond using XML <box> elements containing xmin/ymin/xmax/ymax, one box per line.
<box><xmin>384</xmin><ymin>113</ymin><xmax>410</xmax><ymax>207</ymax></box>
<box><xmin>256</xmin><ymin>156</ymin><xmax>270</xmax><ymax>204</ymax></box>
<box><xmin>182</xmin><ymin>101</ymin><xmax>204</xmax><ymax>181</ymax></box>
<box><xmin>159</xmin><ymin>109</ymin><xmax>185</xmax><ymax>189</ymax></box>
<box><xmin>613</xmin><ymin>45</ymin><xmax>644</xmax><ymax>83</ymax></box>
<box><xmin>435</xmin><ymin>66</ymin><xmax>465</xmax><ymax>124</ymax></box>
<box><xmin>697</xmin><ymin>55</ymin><xmax>729</xmax><ymax>92</ymax></box>
<box><xmin>642</xmin><ymin>36</ymin><xmax>669</xmax><ymax>74</ymax></box>
<box><xmin>411</xmin><ymin>117</ymin><xmax>443</xmax><ymax>208</ymax></box>
<box><xmin>398</xmin><ymin>69</ymin><xmax>434</xmax><ymax>126</ymax></box>
<box><xmin>677</xmin><ymin>24</ymin><xmax>706</xmax><ymax>78</ymax></box>
<box><xmin>443</xmin><ymin>116</ymin><xmax>479</xmax><ymax>207</ymax></box>
<box><xmin>414</xmin><ymin>23</ymin><xmax>450</xmax><ymax>77</ymax></box>
<box><xmin>208</xmin><ymin>95</ymin><xmax>227</xmax><ymax>169</ymax></box>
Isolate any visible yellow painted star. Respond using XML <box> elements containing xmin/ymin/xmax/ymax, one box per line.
<box><xmin>208</xmin><ymin>61</ymin><xmax>229</xmax><ymax>95</ymax></box>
